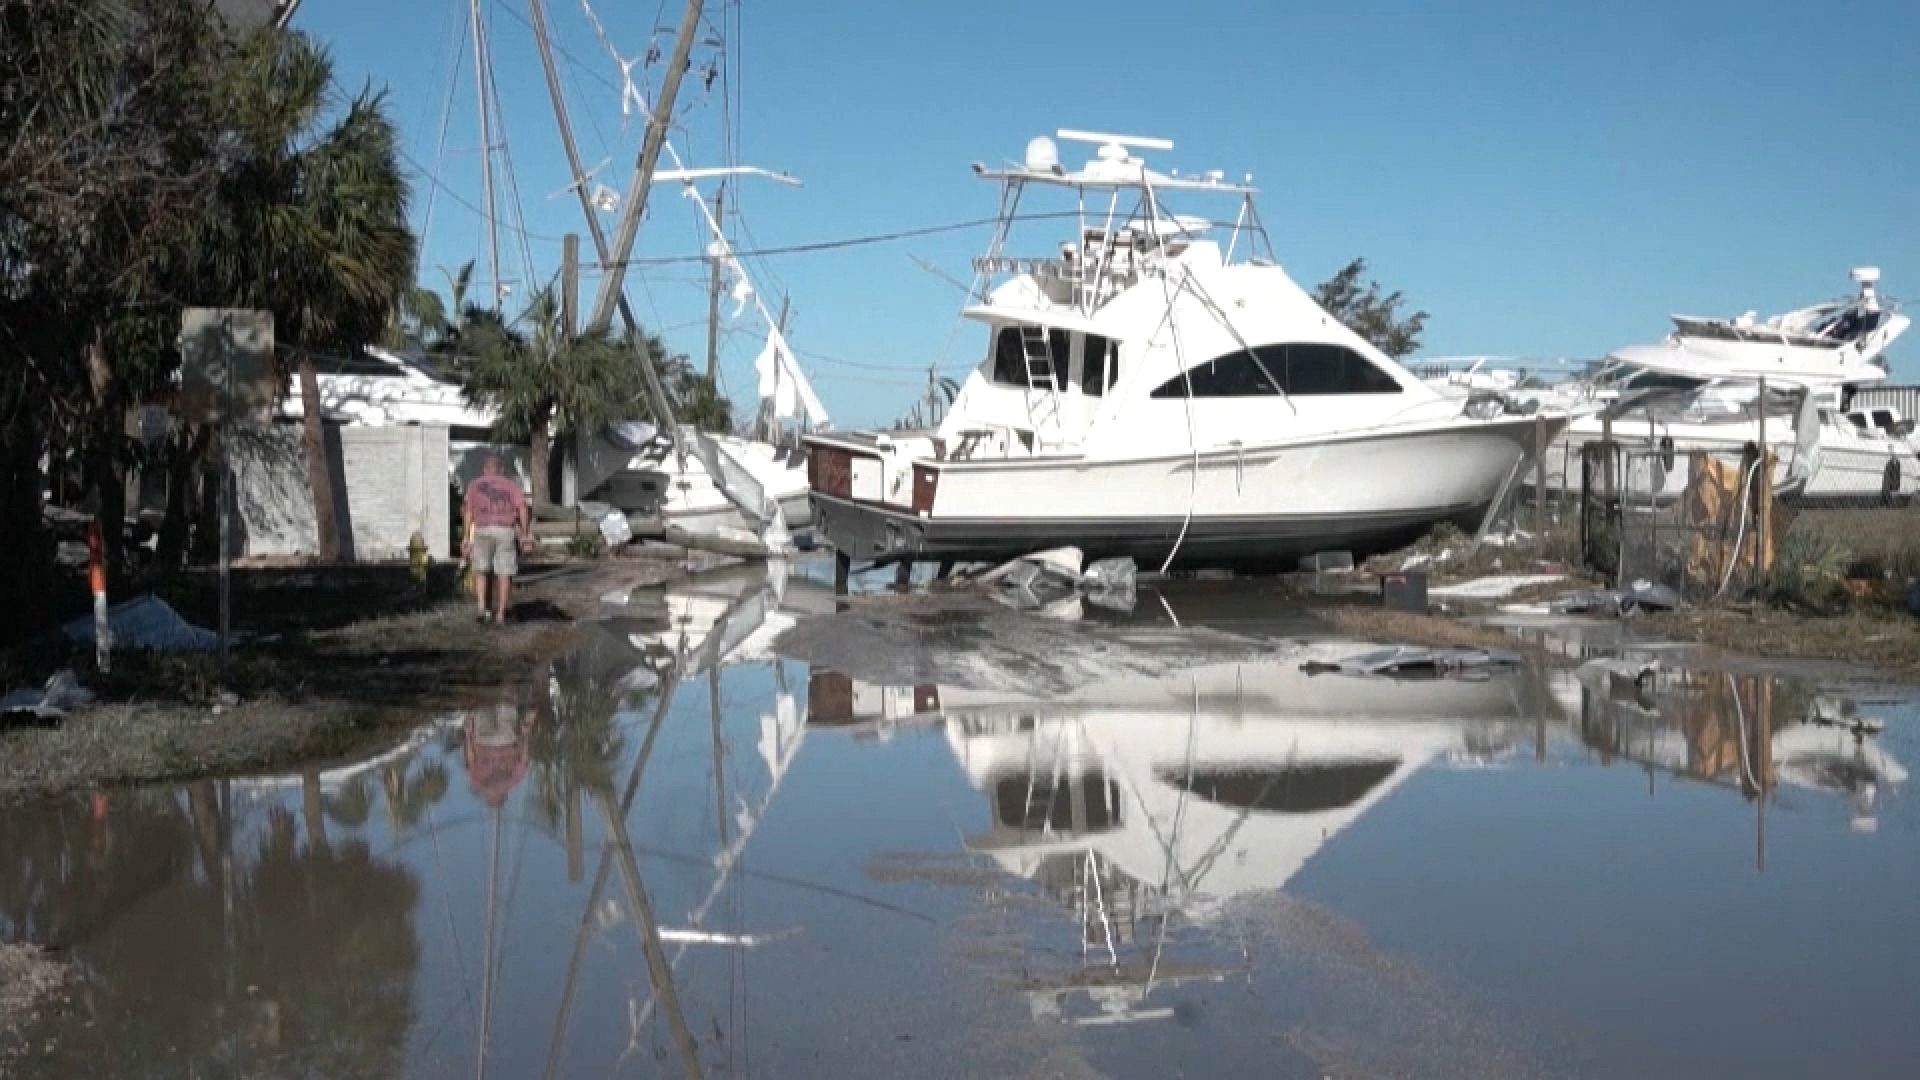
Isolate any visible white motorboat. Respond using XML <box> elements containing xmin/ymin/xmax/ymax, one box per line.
<box><xmin>1538</xmin><ymin>269</ymin><xmax>1917</xmax><ymax>505</ymax></box>
<box><xmin>805</xmin><ymin>131</ymin><xmax>1564</xmax><ymax>571</ymax></box>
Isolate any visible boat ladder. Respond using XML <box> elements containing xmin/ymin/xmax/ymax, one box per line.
<box><xmin>1018</xmin><ymin>325</ymin><xmax>1062</xmax><ymax>433</ymax></box>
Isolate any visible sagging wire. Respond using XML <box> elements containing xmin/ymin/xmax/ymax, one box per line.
<box><xmin>1144</xmin><ymin>172</ymin><xmax>1201</xmax><ymax>575</ymax></box>
<box><xmin>1716</xmin><ymin>454</ymin><xmax>1766</xmax><ymax>598</ymax></box>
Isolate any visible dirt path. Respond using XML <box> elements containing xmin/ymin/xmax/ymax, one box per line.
<box><xmin>0</xmin><ymin>943</ymin><xmax>68</xmax><ymax>1066</ymax></box>
<box><xmin>0</xmin><ymin>556</ymin><xmax>695</xmax><ymax>805</ymax></box>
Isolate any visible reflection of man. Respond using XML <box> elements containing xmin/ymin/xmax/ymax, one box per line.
<box><xmin>462</xmin><ymin>454</ymin><xmax>530</xmax><ymax>624</ymax></box>
<box><xmin>463</xmin><ymin>704</ymin><xmax>531</xmax><ymax>809</ymax></box>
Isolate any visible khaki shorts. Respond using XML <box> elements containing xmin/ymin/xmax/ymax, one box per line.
<box><xmin>471</xmin><ymin>525</ymin><xmax>519</xmax><ymax>576</ymax></box>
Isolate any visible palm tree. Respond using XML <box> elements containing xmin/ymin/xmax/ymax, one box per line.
<box><xmin>463</xmin><ymin>288</ymin><xmax>648</xmax><ymax>505</ymax></box>
<box><xmin>205</xmin><ymin>29</ymin><xmax>416</xmax><ymax>562</ymax></box>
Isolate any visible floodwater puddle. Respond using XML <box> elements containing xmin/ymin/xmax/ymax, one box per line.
<box><xmin>2</xmin><ymin>563</ymin><xmax>1915</xmax><ymax>1077</ymax></box>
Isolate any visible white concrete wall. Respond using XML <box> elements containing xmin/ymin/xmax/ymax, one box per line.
<box><xmin>232</xmin><ymin>424</ymin><xmax>453</xmax><ymax>560</ymax></box>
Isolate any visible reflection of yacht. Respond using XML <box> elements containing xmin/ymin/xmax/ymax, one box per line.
<box><xmin>838</xmin><ymin>652</ymin><xmax>1535</xmax><ymax>1025</ymax></box>
<box><xmin>936</xmin><ymin>655</ymin><xmax>1532</xmax><ymax>915</ymax></box>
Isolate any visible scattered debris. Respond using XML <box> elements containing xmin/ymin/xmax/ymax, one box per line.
<box><xmin>1551</xmin><ymin>580</ymin><xmax>1685</xmax><ymax>617</ymax></box>
<box><xmin>977</xmin><ymin>546</ymin><xmax>1084</xmax><ymax>589</ymax></box>
<box><xmin>1574</xmin><ymin>657</ymin><xmax>1662</xmax><ymax>705</ymax></box>
<box><xmin>656</xmin><ymin>927</ymin><xmax>802</xmax><ymax>948</ymax></box>
<box><xmin>1429</xmin><ymin>574</ymin><xmax>1566</xmax><ymax>601</ymax></box>
<box><xmin>60</xmin><ymin>595</ymin><xmax>219</xmax><ymax>651</ymax></box>
<box><xmin>664</xmin><ymin>522</ymin><xmax>780</xmax><ymax>559</ymax></box>
<box><xmin>0</xmin><ymin>670</ymin><xmax>94</xmax><ymax>723</ymax></box>
<box><xmin>1301</xmin><ymin>645</ymin><xmax>1522</xmax><ymax>679</ymax></box>
<box><xmin>971</xmin><ymin>548</ymin><xmax>1139</xmax><ymax>614</ymax></box>
<box><xmin>1080</xmin><ymin>556</ymin><xmax>1137</xmax><ymax>612</ymax></box>
<box><xmin>598</xmin><ymin>508</ymin><xmax>633</xmax><ymax>548</ymax></box>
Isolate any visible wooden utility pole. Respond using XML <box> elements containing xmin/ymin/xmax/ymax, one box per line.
<box><xmin>1757</xmin><ymin>378</ymin><xmax>1771</xmax><ymax>589</ymax></box>
<box><xmin>1534</xmin><ymin>414</ymin><xmax>1548</xmax><ymax>531</ymax></box>
<box><xmin>705</xmin><ymin>185</ymin><xmax>725</xmax><ymax>381</ymax></box>
<box><xmin>584</xmin><ymin>0</ymin><xmax>709</xmax><ymax>336</ymax></box>
<box><xmin>560</xmin><ymin>232</ymin><xmax>579</xmax><ymax>340</ymax></box>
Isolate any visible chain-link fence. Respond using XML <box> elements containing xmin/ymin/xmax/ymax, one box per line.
<box><xmin>1578</xmin><ymin>438</ymin><xmax>1920</xmax><ymax>609</ymax></box>
<box><xmin>1579</xmin><ymin>442</ymin><xmax>1771</xmax><ymax>602</ymax></box>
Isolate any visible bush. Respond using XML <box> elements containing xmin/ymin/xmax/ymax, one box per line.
<box><xmin>1766</xmin><ymin>530</ymin><xmax>1855</xmax><ymax>614</ymax></box>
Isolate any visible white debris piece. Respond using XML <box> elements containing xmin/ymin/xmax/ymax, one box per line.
<box><xmin>1429</xmin><ymin>573</ymin><xmax>1565</xmax><ymax>600</ymax></box>
<box><xmin>0</xmin><ymin>670</ymin><xmax>95</xmax><ymax>720</ymax></box>
<box><xmin>598</xmin><ymin>509</ymin><xmax>633</xmax><ymax>548</ymax></box>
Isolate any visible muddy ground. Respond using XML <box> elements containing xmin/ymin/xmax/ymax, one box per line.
<box><xmin>0</xmin><ymin>555</ymin><xmax>694</xmax><ymax>805</ymax></box>
<box><xmin>0</xmin><ymin>943</ymin><xmax>68</xmax><ymax>1066</ymax></box>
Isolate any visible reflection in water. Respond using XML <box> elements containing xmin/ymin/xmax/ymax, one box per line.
<box><xmin>0</xmin><ymin>781</ymin><xmax>421</xmax><ymax>1076</ymax></box>
<box><xmin>0</xmin><ymin>566</ymin><xmax>1913</xmax><ymax>1077</ymax></box>
<box><xmin>880</xmin><ymin>656</ymin><xmax>1535</xmax><ymax>1027</ymax></box>
<box><xmin>1556</xmin><ymin>663</ymin><xmax>1908</xmax><ymax>838</ymax></box>
<box><xmin>819</xmin><ymin>646</ymin><xmax>1910</xmax><ymax>1032</ymax></box>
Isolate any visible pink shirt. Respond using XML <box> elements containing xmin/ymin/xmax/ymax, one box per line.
<box><xmin>466</xmin><ymin>474</ymin><xmax>526</xmax><ymax>528</ymax></box>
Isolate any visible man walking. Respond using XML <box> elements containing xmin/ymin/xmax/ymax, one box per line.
<box><xmin>463</xmin><ymin>454</ymin><xmax>531</xmax><ymax>624</ymax></box>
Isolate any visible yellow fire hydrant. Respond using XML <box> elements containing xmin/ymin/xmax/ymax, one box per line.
<box><xmin>407</xmin><ymin>530</ymin><xmax>431</xmax><ymax>582</ymax></box>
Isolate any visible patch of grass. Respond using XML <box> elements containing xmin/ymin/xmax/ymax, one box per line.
<box><xmin>1766</xmin><ymin>528</ymin><xmax>1856</xmax><ymax>615</ymax></box>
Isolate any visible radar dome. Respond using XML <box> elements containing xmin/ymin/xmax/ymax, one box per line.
<box><xmin>1024</xmin><ymin>136</ymin><xmax>1059</xmax><ymax>172</ymax></box>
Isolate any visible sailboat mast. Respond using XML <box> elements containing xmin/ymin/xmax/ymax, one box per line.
<box><xmin>524</xmin><ymin>0</ymin><xmax>683</xmax><ymax>453</ymax></box>
<box><xmin>468</xmin><ymin>0</ymin><xmax>502</xmax><ymax>309</ymax></box>
<box><xmin>706</xmin><ymin>184</ymin><xmax>725</xmax><ymax>381</ymax></box>
<box><xmin>584</xmin><ymin>0</ymin><xmax>708</xmax><ymax>336</ymax></box>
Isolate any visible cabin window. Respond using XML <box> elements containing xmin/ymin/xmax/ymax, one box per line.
<box><xmin>1623</xmin><ymin>371</ymin><xmax>1704</xmax><ymax>394</ymax></box>
<box><xmin>990</xmin><ymin>327</ymin><xmax>1027</xmax><ymax>385</ymax></box>
<box><xmin>1150</xmin><ymin>347</ymin><xmax>1283</xmax><ymax>398</ymax></box>
<box><xmin>1149</xmin><ymin>343</ymin><xmax>1401</xmax><ymax>398</ymax></box>
<box><xmin>1081</xmin><ymin>334</ymin><xmax>1118</xmax><ymax>396</ymax></box>
<box><xmin>1045</xmin><ymin>328</ymin><xmax>1071</xmax><ymax>390</ymax></box>
<box><xmin>1280</xmin><ymin>343</ymin><xmax>1403</xmax><ymax>395</ymax></box>
<box><xmin>989</xmin><ymin>325</ymin><xmax>1071</xmax><ymax>389</ymax></box>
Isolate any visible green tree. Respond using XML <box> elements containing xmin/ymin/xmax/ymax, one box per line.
<box><xmin>203</xmin><ymin>29</ymin><xmax>416</xmax><ymax>562</ymax></box>
<box><xmin>1312</xmin><ymin>257</ymin><xmax>1429</xmax><ymax>359</ymax></box>
<box><xmin>1</xmin><ymin>0</ymin><xmax>233</xmax><ymax>602</ymax></box>
<box><xmin>462</xmin><ymin>288</ymin><xmax>654</xmax><ymax>505</ymax></box>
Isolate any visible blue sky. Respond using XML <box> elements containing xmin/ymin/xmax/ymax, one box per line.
<box><xmin>300</xmin><ymin>0</ymin><xmax>1920</xmax><ymax>427</ymax></box>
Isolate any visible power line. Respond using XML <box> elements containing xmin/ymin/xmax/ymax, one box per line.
<box><xmin>588</xmin><ymin>209</ymin><xmax>1093</xmax><ymax>269</ymax></box>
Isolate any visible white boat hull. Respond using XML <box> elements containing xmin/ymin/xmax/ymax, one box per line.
<box><xmin>1538</xmin><ymin>419</ymin><xmax>1919</xmax><ymax>506</ymax></box>
<box><xmin>811</xmin><ymin>416</ymin><xmax>1549</xmax><ymax>567</ymax></box>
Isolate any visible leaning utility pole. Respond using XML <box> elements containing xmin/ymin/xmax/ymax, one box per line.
<box><xmin>705</xmin><ymin>184</ymin><xmax>725</xmax><ymax>381</ymax></box>
<box><xmin>468</xmin><ymin>0</ymin><xmax>502</xmax><ymax>309</ymax></box>
<box><xmin>583</xmin><ymin>0</ymin><xmax>707</xmax><ymax>336</ymax></box>
<box><xmin>526</xmin><ymin>0</ymin><xmax>692</xmax><ymax>453</ymax></box>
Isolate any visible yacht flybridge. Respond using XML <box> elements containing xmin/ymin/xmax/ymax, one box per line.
<box><xmin>805</xmin><ymin>131</ymin><xmax>1566</xmax><ymax>571</ymax></box>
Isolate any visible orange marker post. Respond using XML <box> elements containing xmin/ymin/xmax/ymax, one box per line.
<box><xmin>87</xmin><ymin>522</ymin><xmax>111</xmax><ymax>673</ymax></box>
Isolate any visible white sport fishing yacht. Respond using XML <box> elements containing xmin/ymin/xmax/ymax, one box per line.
<box><xmin>805</xmin><ymin>131</ymin><xmax>1565</xmax><ymax>571</ymax></box>
<box><xmin>1540</xmin><ymin>268</ymin><xmax>1918</xmax><ymax>504</ymax></box>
